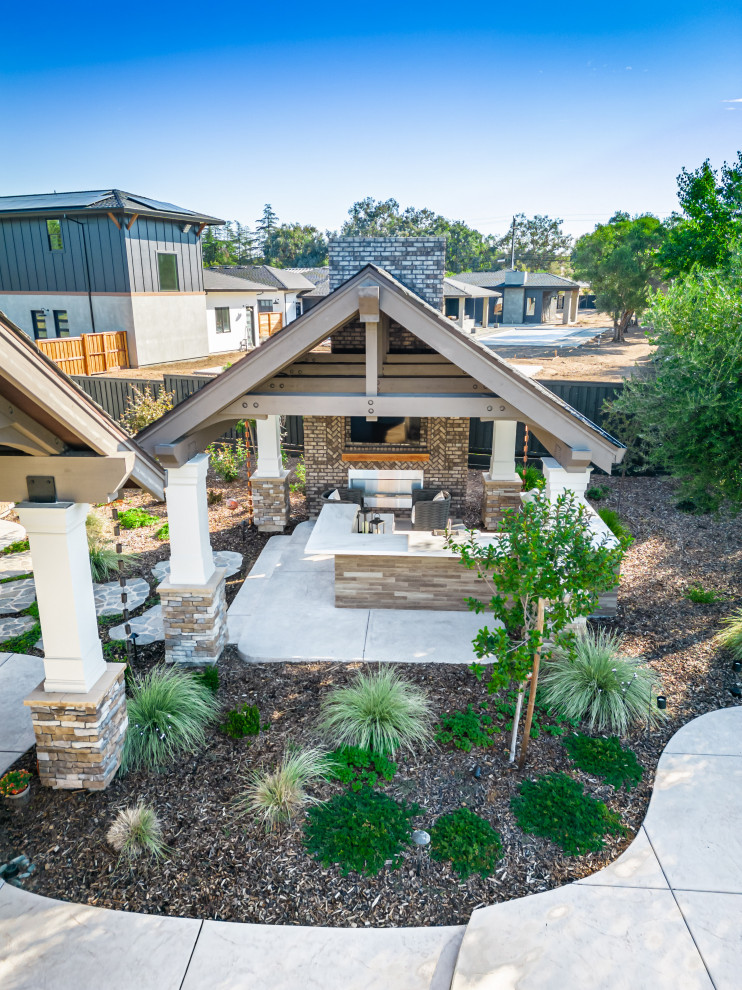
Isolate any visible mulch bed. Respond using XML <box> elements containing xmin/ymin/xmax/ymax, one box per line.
<box><xmin>1</xmin><ymin>472</ymin><xmax>740</xmax><ymax>929</ymax></box>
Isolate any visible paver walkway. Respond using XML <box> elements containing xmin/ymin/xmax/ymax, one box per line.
<box><xmin>0</xmin><ymin>520</ymin><xmax>25</xmax><ymax>552</ymax></box>
<box><xmin>1</xmin><ymin>703</ymin><xmax>740</xmax><ymax>988</ymax></box>
<box><xmin>228</xmin><ymin>523</ymin><xmax>488</xmax><ymax>663</ymax></box>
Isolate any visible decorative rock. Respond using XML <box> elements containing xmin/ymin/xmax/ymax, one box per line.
<box><xmin>0</xmin><ymin>614</ymin><xmax>36</xmax><ymax>640</ymax></box>
<box><xmin>152</xmin><ymin>550</ymin><xmax>243</xmax><ymax>583</ymax></box>
<box><xmin>226</xmin><ymin>498</ymin><xmax>240</xmax><ymax>511</ymax></box>
<box><xmin>0</xmin><ymin>578</ymin><xmax>36</xmax><ymax>616</ymax></box>
<box><xmin>94</xmin><ymin>577</ymin><xmax>150</xmax><ymax>617</ymax></box>
<box><xmin>0</xmin><ymin>519</ymin><xmax>26</xmax><ymax>551</ymax></box>
<box><xmin>108</xmin><ymin>605</ymin><xmax>163</xmax><ymax>645</ymax></box>
<box><xmin>0</xmin><ymin>550</ymin><xmax>33</xmax><ymax>578</ymax></box>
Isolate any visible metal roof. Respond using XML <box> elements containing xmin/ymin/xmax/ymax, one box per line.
<box><xmin>453</xmin><ymin>270</ymin><xmax>580</xmax><ymax>290</ymax></box>
<box><xmin>0</xmin><ymin>189</ymin><xmax>223</xmax><ymax>224</ymax></box>
<box><xmin>203</xmin><ymin>269</ymin><xmax>275</xmax><ymax>292</ymax></box>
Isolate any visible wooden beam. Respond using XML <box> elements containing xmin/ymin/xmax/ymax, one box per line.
<box><xmin>107</xmin><ymin>212</ymin><xmax>122</xmax><ymax>230</ymax></box>
<box><xmin>0</xmin><ymin>453</ymin><xmax>136</xmax><ymax>503</ymax></box>
<box><xmin>365</xmin><ymin>324</ymin><xmax>378</xmax><ymax>397</ymax></box>
<box><xmin>222</xmin><ymin>393</ymin><xmax>511</xmax><ymax>419</ymax></box>
<box><xmin>126</xmin><ymin>213</ymin><xmax>139</xmax><ymax>230</ymax></box>
<box><xmin>527</xmin><ymin>426</ymin><xmax>593</xmax><ymax>471</ymax></box>
<box><xmin>0</xmin><ymin>400</ymin><xmax>65</xmax><ymax>456</ymax></box>
<box><xmin>358</xmin><ymin>285</ymin><xmax>380</xmax><ymax>323</ymax></box>
<box><xmin>257</xmin><ymin>376</ymin><xmax>496</xmax><ymax>395</ymax></box>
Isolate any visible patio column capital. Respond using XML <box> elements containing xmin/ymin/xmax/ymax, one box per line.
<box><xmin>541</xmin><ymin>457</ymin><xmax>593</xmax><ymax>502</ymax></box>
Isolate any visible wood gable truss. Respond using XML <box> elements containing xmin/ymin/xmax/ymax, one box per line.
<box><xmin>137</xmin><ymin>266</ymin><xmax>626</xmax><ymax>473</ymax></box>
<box><xmin>0</xmin><ymin>312</ymin><xmax>166</xmax><ymax>502</ymax></box>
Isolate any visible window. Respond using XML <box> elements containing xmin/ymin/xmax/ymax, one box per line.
<box><xmin>31</xmin><ymin>311</ymin><xmax>47</xmax><ymax>339</ymax></box>
<box><xmin>258</xmin><ymin>298</ymin><xmax>275</xmax><ymax>311</ymax></box>
<box><xmin>295</xmin><ymin>301</ymin><xmax>302</xmax><ymax>320</ymax></box>
<box><xmin>215</xmin><ymin>307</ymin><xmax>231</xmax><ymax>334</ymax></box>
<box><xmin>157</xmin><ymin>253</ymin><xmax>179</xmax><ymax>291</ymax></box>
<box><xmin>556</xmin><ymin>294</ymin><xmax>565</xmax><ymax>311</ymax></box>
<box><xmin>46</xmin><ymin>219</ymin><xmax>63</xmax><ymax>251</ymax></box>
<box><xmin>525</xmin><ymin>296</ymin><xmax>536</xmax><ymax>317</ymax></box>
<box><xmin>53</xmin><ymin>310</ymin><xmax>70</xmax><ymax>337</ymax></box>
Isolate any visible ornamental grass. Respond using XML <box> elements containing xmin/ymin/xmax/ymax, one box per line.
<box><xmin>121</xmin><ymin>666</ymin><xmax>221</xmax><ymax>773</ymax></box>
<box><xmin>238</xmin><ymin>748</ymin><xmax>328</xmax><ymax>829</ymax></box>
<box><xmin>106</xmin><ymin>802</ymin><xmax>169</xmax><ymax>862</ymax></box>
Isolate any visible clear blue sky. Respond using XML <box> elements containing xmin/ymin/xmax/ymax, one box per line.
<box><xmin>1</xmin><ymin>1</ymin><xmax>740</xmax><ymax>241</ymax></box>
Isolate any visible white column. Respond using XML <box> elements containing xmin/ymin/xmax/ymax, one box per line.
<box><xmin>165</xmin><ymin>453</ymin><xmax>215</xmax><ymax>586</ymax></box>
<box><xmin>541</xmin><ymin>457</ymin><xmax>593</xmax><ymax>503</ymax></box>
<box><xmin>16</xmin><ymin>501</ymin><xmax>107</xmax><ymax>694</ymax></box>
<box><xmin>569</xmin><ymin>290</ymin><xmax>580</xmax><ymax>323</ymax></box>
<box><xmin>481</xmin><ymin>297</ymin><xmax>489</xmax><ymax>330</ymax></box>
<box><xmin>254</xmin><ymin>415</ymin><xmax>284</xmax><ymax>477</ymax></box>
<box><xmin>562</xmin><ymin>293</ymin><xmax>570</xmax><ymax>324</ymax></box>
<box><xmin>458</xmin><ymin>298</ymin><xmax>466</xmax><ymax>329</ymax></box>
<box><xmin>488</xmin><ymin>420</ymin><xmax>519</xmax><ymax>481</ymax></box>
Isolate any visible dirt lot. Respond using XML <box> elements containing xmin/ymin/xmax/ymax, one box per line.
<box><xmin>1</xmin><ymin>473</ymin><xmax>740</xmax><ymax>927</ymax></box>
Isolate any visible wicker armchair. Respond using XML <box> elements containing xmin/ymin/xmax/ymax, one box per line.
<box><xmin>321</xmin><ymin>488</ymin><xmax>364</xmax><ymax>508</ymax></box>
<box><xmin>411</xmin><ymin>489</ymin><xmax>451</xmax><ymax>530</ymax></box>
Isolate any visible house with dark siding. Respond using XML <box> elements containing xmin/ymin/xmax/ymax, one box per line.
<box><xmin>0</xmin><ymin>189</ymin><xmax>223</xmax><ymax>366</ymax></box>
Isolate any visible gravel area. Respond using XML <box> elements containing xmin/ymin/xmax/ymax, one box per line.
<box><xmin>1</xmin><ymin>473</ymin><xmax>740</xmax><ymax>929</ymax></box>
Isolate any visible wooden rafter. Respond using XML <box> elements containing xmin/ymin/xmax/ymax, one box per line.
<box><xmin>126</xmin><ymin>213</ymin><xmax>139</xmax><ymax>230</ymax></box>
<box><xmin>107</xmin><ymin>212</ymin><xmax>122</xmax><ymax>229</ymax></box>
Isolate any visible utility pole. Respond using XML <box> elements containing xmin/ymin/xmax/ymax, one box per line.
<box><xmin>510</xmin><ymin>215</ymin><xmax>517</xmax><ymax>269</ymax></box>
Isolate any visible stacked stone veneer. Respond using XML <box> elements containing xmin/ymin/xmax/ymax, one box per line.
<box><xmin>251</xmin><ymin>472</ymin><xmax>290</xmax><ymax>532</ymax></box>
<box><xmin>328</xmin><ymin>237</ymin><xmax>446</xmax><ymax>310</ymax></box>
<box><xmin>482</xmin><ymin>474</ymin><xmax>523</xmax><ymax>529</ymax></box>
<box><xmin>304</xmin><ymin>416</ymin><xmax>469</xmax><ymax>517</ymax></box>
<box><xmin>24</xmin><ymin>664</ymin><xmax>127</xmax><ymax>790</ymax></box>
<box><xmin>331</xmin><ymin>319</ymin><xmax>435</xmax><ymax>354</ymax></box>
<box><xmin>335</xmin><ymin>555</ymin><xmax>487</xmax><ymax>611</ymax></box>
<box><xmin>159</xmin><ymin>567</ymin><xmax>228</xmax><ymax>666</ymax></box>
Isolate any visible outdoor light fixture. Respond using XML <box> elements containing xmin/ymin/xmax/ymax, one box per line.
<box><xmin>734</xmin><ymin>661</ymin><xmax>742</xmax><ymax>674</ymax></box>
<box><xmin>656</xmin><ymin>695</ymin><xmax>667</xmax><ymax>711</ymax></box>
<box><xmin>412</xmin><ymin>829</ymin><xmax>431</xmax><ymax>877</ymax></box>
<box><xmin>472</xmin><ymin>765</ymin><xmax>482</xmax><ymax>780</ymax></box>
<box><xmin>730</xmin><ymin>683</ymin><xmax>742</xmax><ymax>698</ymax></box>
<box><xmin>129</xmin><ymin>631</ymin><xmax>139</xmax><ymax>663</ymax></box>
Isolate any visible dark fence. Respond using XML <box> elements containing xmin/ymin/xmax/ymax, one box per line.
<box><xmin>71</xmin><ymin>374</ymin><xmax>621</xmax><ymax>463</ymax></box>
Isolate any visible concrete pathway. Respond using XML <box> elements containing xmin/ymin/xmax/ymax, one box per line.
<box><xmin>0</xmin><ymin>651</ymin><xmax>44</xmax><ymax>776</ymax></box>
<box><xmin>479</xmin><ymin>324</ymin><xmax>603</xmax><ymax>349</ymax></box>
<box><xmin>0</xmin><ymin>520</ymin><xmax>25</xmax><ymax>552</ymax></box>
<box><xmin>229</xmin><ymin>523</ymin><xmax>488</xmax><ymax>664</ymax></box>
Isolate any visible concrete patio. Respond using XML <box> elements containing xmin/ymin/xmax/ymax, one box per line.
<box><xmin>228</xmin><ymin>521</ymin><xmax>489</xmax><ymax>664</ymax></box>
<box><xmin>1</xmin><ymin>705</ymin><xmax>740</xmax><ymax>988</ymax></box>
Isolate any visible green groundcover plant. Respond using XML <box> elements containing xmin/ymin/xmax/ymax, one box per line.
<box><xmin>319</xmin><ymin>667</ymin><xmax>432</xmax><ymax>755</ymax></box>
<box><xmin>511</xmin><ymin>772</ymin><xmax>625</xmax><ymax>856</ymax></box>
<box><xmin>324</xmin><ymin>745</ymin><xmax>397</xmax><ymax>791</ymax></box>
<box><xmin>117</xmin><ymin>507</ymin><xmax>160</xmax><ymax>529</ymax></box>
<box><xmin>435</xmin><ymin>705</ymin><xmax>500</xmax><ymax>752</ymax></box>
<box><xmin>193</xmin><ymin>666</ymin><xmax>219</xmax><ymax>693</ymax></box>
<box><xmin>684</xmin><ymin>583</ymin><xmax>725</xmax><ymax>604</ymax></box>
<box><xmin>222</xmin><ymin>703</ymin><xmax>260</xmax><ymax>740</ymax></box>
<box><xmin>430</xmin><ymin>808</ymin><xmax>503</xmax><ymax>878</ymax></box>
<box><xmin>0</xmin><ymin>539</ymin><xmax>29</xmax><ymax>556</ymax></box>
<box><xmin>0</xmin><ymin>601</ymin><xmax>40</xmax><ymax>654</ymax></box>
<box><xmin>563</xmin><ymin>734</ymin><xmax>643</xmax><ymax>791</ymax></box>
<box><xmin>304</xmin><ymin>788</ymin><xmax>419</xmax><ymax>876</ymax></box>
<box><xmin>121</xmin><ymin>666</ymin><xmax>221</xmax><ymax>772</ymax></box>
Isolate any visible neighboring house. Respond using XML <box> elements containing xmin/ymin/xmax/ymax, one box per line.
<box><xmin>452</xmin><ymin>270</ymin><xmax>582</xmax><ymax>325</ymax></box>
<box><xmin>203</xmin><ymin>269</ymin><xmax>276</xmax><ymax>353</ymax></box>
<box><xmin>0</xmin><ymin>189</ymin><xmax>223</xmax><ymax>367</ymax></box>
<box><xmin>442</xmin><ymin>277</ymin><xmax>499</xmax><ymax>332</ymax></box>
<box><xmin>208</xmin><ymin>266</ymin><xmax>316</xmax><ymax>336</ymax></box>
<box><xmin>285</xmin><ymin>267</ymin><xmax>330</xmax><ymax>312</ymax></box>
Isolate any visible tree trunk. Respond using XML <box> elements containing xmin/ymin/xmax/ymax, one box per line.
<box><xmin>518</xmin><ymin>599</ymin><xmax>546</xmax><ymax>769</ymax></box>
<box><xmin>508</xmin><ymin>684</ymin><xmax>526</xmax><ymax>763</ymax></box>
<box><xmin>612</xmin><ymin>310</ymin><xmax>634</xmax><ymax>343</ymax></box>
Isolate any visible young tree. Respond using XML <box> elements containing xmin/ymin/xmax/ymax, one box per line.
<box><xmin>255</xmin><ymin>204</ymin><xmax>279</xmax><ymax>259</ymax></box>
<box><xmin>497</xmin><ymin>214</ymin><xmax>573</xmax><ymax>273</ymax></box>
<box><xmin>448</xmin><ymin>492</ymin><xmax>623</xmax><ymax>765</ymax></box>
<box><xmin>263</xmin><ymin>223</ymin><xmax>328</xmax><ymax>267</ymax></box>
<box><xmin>572</xmin><ymin>212</ymin><xmax>664</xmax><ymax>342</ymax></box>
<box><xmin>658</xmin><ymin>153</ymin><xmax>742</xmax><ymax>278</ymax></box>
<box><xmin>604</xmin><ymin>257</ymin><xmax>742</xmax><ymax>512</ymax></box>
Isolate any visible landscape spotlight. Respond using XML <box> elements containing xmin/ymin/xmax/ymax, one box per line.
<box><xmin>734</xmin><ymin>661</ymin><xmax>742</xmax><ymax>674</ymax></box>
<box><xmin>656</xmin><ymin>696</ymin><xmax>667</xmax><ymax>711</ymax></box>
<box><xmin>412</xmin><ymin>829</ymin><xmax>430</xmax><ymax>877</ymax></box>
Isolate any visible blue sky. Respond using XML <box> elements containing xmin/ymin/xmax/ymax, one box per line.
<box><xmin>1</xmin><ymin>1</ymin><xmax>740</xmax><ymax>241</ymax></box>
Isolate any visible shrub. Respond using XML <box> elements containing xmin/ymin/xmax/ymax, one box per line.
<box><xmin>563</xmin><ymin>734</ymin><xmax>643</xmax><ymax>790</ymax></box>
<box><xmin>597</xmin><ymin>508</ymin><xmax>634</xmax><ymax>548</ymax></box>
<box><xmin>222</xmin><ymin>703</ymin><xmax>260</xmax><ymax>740</ymax></box>
<box><xmin>238</xmin><ymin>748</ymin><xmax>327</xmax><ymax>829</ymax></box>
<box><xmin>586</xmin><ymin>485</ymin><xmax>611</xmax><ymax>500</ymax></box>
<box><xmin>290</xmin><ymin>457</ymin><xmax>306</xmax><ymax>494</ymax></box>
<box><xmin>207</xmin><ymin>489</ymin><xmax>223</xmax><ymax>506</ymax></box>
<box><xmin>430</xmin><ymin>808</ymin><xmax>503</xmax><ymax>878</ymax></box>
<box><xmin>539</xmin><ymin>628</ymin><xmax>664</xmax><ymax>735</ymax></box>
<box><xmin>121</xmin><ymin>666</ymin><xmax>221</xmax><ymax>772</ymax></box>
<box><xmin>0</xmin><ymin>769</ymin><xmax>32</xmax><ymax>796</ymax></box>
<box><xmin>516</xmin><ymin>464</ymin><xmax>545</xmax><ymax>490</ymax></box>
<box><xmin>304</xmin><ymin>788</ymin><xmax>419</xmax><ymax>876</ymax></box>
<box><xmin>511</xmin><ymin>772</ymin><xmax>625</xmax><ymax>855</ymax></box>
<box><xmin>208</xmin><ymin>439</ymin><xmax>247</xmax><ymax>482</ymax></box>
<box><xmin>120</xmin><ymin>385</ymin><xmax>174</xmax><ymax>435</ymax></box>
<box><xmin>86</xmin><ymin>512</ymin><xmax>139</xmax><ymax>581</ymax></box>
<box><xmin>685</xmin><ymin>582</ymin><xmax>724</xmax><ymax>604</ymax></box>
<box><xmin>319</xmin><ymin>667</ymin><xmax>432</xmax><ymax>755</ymax></box>
<box><xmin>106</xmin><ymin>802</ymin><xmax>168</xmax><ymax>861</ymax></box>
<box><xmin>325</xmin><ymin>745</ymin><xmax>397</xmax><ymax>791</ymax></box>
<box><xmin>118</xmin><ymin>507</ymin><xmax>159</xmax><ymax>529</ymax></box>
<box><xmin>193</xmin><ymin>666</ymin><xmax>219</xmax><ymax>693</ymax></box>
<box><xmin>435</xmin><ymin>705</ymin><xmax>500</xmax><ymax>752</ymax></box>
<box><xmin>155</xmin><ymin>522</ymin><xmax>169</xmax><ymax>541</ymax></box>
<box><xmin>1</xmin><ymin>539</ymin><xmax>29</xmax><ymax>556</ymax></box>
<box><xmin>716</xmin><ymin>607</ymin><xmax>742</xmax><ymax>661</ymax></box>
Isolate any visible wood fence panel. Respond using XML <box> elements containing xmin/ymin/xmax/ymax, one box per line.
<box><xmin>38</xmin><ymin>331</ymin><xmax>130</xmax><ymax>375</ymax></box>
<box><xmin>258</xmin><ymin>313</ymin><xmax>282</xmax><ymax>340</ymax></box>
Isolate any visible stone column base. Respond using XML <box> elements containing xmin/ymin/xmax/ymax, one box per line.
<box><xmin>251</xmin><ymin>470</ymin><xmax>290</xmax><ymax>532</ymax></box>
<box><xmin>23</xmin><ymin>664</ymin><xmax>127</xmax><ymax>790</ymax></box>
<box><xmin>159</xmin><ymin>566</ymin><xmax>228</xmax><ymax>666</ymax></box>
<box><xmin>482</xmin><ymin>473</ymin><xmax>523</xmax><ymax>529</ymax></box>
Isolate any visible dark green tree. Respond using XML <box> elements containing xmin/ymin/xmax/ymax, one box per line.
<box><xmin>657</xmin><ymin>153</ymin><xmax>742</xmax><ymax>278</ymax></box>
<box><xmin>572</xmin><ymin>212</ymin><xmax>664</xmax><ymax>342</ymax></box>
<box><xmin>497</xmin><ymin>214</ymin><xmax>573</xmax><ymax>273</ymax></box>
<box><xmin>263</xmin><ymin>223</ymin><xmax>328</xmax><ymax>267</ymax></box>
<box><xmin>604</xmin><ymin>257</ymin><xmax>742</xmax><ymax>511</ymax></box>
